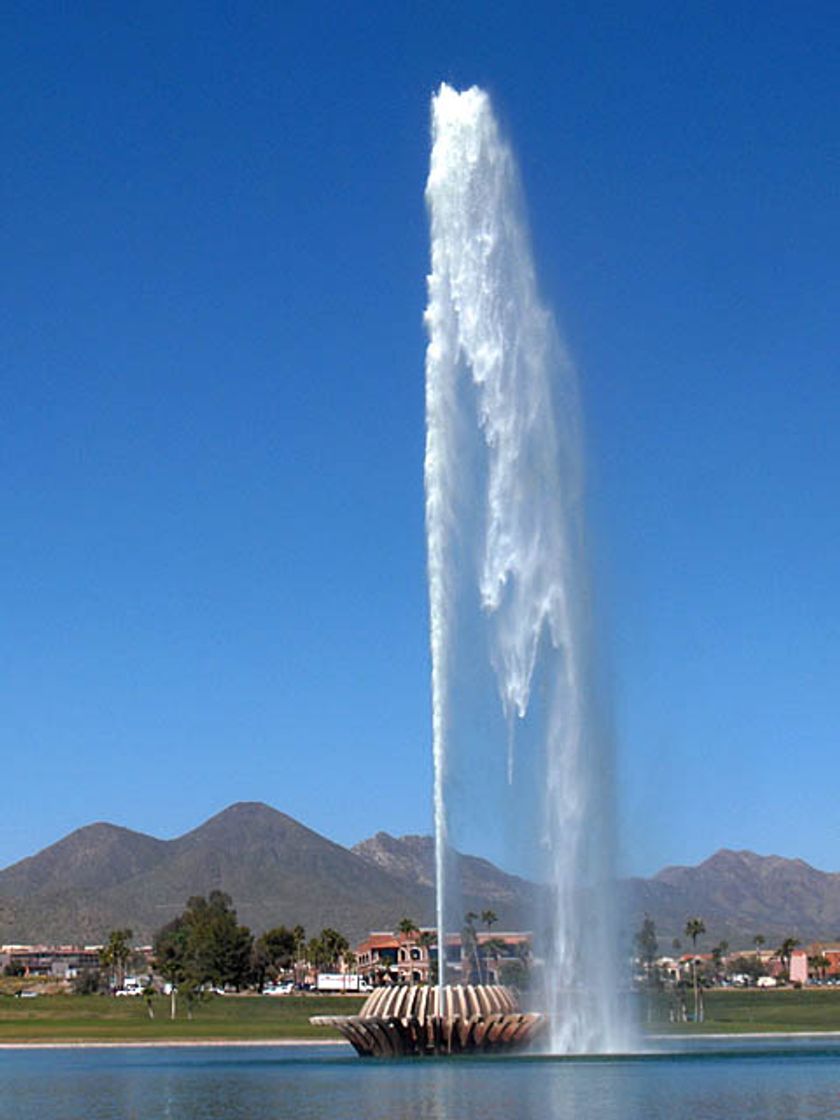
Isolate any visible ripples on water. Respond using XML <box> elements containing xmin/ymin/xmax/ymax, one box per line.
<box><xmin>3</xmin><ymin>1042</ymin><xmax>840</xmax><ymax>1120</ymax></box>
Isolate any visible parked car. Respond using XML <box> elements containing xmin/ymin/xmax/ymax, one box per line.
<box><xmin>262</xmin><ymin>982</ymin><xmax>294</xmax><ymax>996</ymax></box>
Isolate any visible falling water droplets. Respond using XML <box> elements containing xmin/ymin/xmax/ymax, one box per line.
<box><xmin>424</xmin><ymin>83</ymin><xmax>629</xmax><ymax>1053</ymax></box>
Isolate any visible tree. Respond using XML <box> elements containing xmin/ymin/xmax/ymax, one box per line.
<box><xmin>397</xmin><ymin>917</ymin><xmax>419</xmax><ymax>939</ymax></box>
<box><xmin>154</xmin><ymin>915</ymin><xmax>190</xmax><ymax>1020</ymax></box>
<box><xmin>254</xmin><ymin>926</ymin><xmax>297</xmax><ymax>989</ymax></box>
<box><xmin>307</xmin><ymin>928</ymin><xmax>349</xmax><ymax>977</ymax></box>
<box><xmin>634</xmin><ymin>916</ymin><xmax>659</xmax><ymax>1023</ymax></box>
<box><xmin>292</xmin><ymin>925</ymin><xmax>306</xmax><ymax>987</ymax></box>
<box><xmin>307</xmin><ymin>936</ymin><xmax>328</xmax><ymax>972</ymax></box>
<box><xmin>479</xmin><ymin>911</ymin><xmax>499</xmax><ymax>979</ymax></box>
<box><xmin>728</xmin><ymin>954</ymin><xmax>766</xmax><ymax>984</ymax></box>
<box><xmin>417</xmin><ymin>930</ymin><xmax>437</xmax><ymax>985</ymax></box>
<box><xmin>100</xmin><ymin>929</ymin><xmax>133</xmax><ymax>991</ymax></box>
<box><xmin>809</xmin><ymin>953</ymin><xmax>830</xmax><ymax>982</ymax></box>
<box><xmin>374</xmin><ymin>951</ymin><xmax>394</xmax><ymax>986</ymax></box>
<box><xmin>152</xmin><ymin>893</ymin><xmax>253</xmax><ymax>1019</ymax></box>
<box><xmin>462</xmin><ymin>912</ymin><xmax>483</xmax><ymax>983</ymax></box>
<box><xmin>634</xmin><ymin>915</ymin><xmax>659</xmax><ymax>974</ymax></box>
<box><xmin>711</xmin><ymin>941</ymin><xmax>729</xmax><ymax>983</ymax></box>
<box><xmin>775</xmin><ymin>937</ymin><xmax>800</xmax><ymax>983</ymax></box>
<box><xmin>684</xmin><ymin>917</ymin><xmax>706</xmax><ymax>1023</ymax></box>
<box><xmin>72</xmin><ymin>969</ymin><xmax>102</xmax><ymax>995</ymax></box>
<box><xmin>685</xmin><ymin>916</ymin><xmax>706</xmax><ymax>950</ymax></box>
<box><xmin>320</xmin><ymin>928</ymin><xmax>349</xmax><ymax>971</ymax></box>
<box><xmin>395</xmin><ymin>918</ymin><xmax>420</xmax><ymax>982</ymax></box>
<box><xmin>481</xmin><ymin>937</ymin><xmax>508</xmax><ymax>982</ymax></box>
<box><xmin>250</xmin><ymin>941</ymin><xmax>271</xmax><ymax>992</ymax></box>
<box><xmin>181</xmin><ymin>892</ymin><xmax>253</xmax><ymax>991</ymax></box>
<box><xmin>181</xmin><ymin>977</ymin><xmax>207</xmax><ymax>1020</ymax></box>
<box><xmin>499</xmin><ymin>958</ymin><xmax>529</xmax><ymax>989</ymax></box>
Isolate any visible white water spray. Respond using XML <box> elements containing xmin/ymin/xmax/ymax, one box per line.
<box><xmin>424</xmin><ymin>84</ymin><xmax>626</xmax><ymax>1053</ymax></box>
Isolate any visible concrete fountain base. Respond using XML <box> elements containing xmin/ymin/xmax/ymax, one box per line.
<box><xmin>310</xmin><ymin>983</ymin><xmax>545</xmax><ymax>1057</ymax></box>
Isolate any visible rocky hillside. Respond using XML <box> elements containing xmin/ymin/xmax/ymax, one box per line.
<box><xmin>623</xmin><ymin>849</ymin><xmax>840</xmax><ymax>948</ymax></box>
<box><xmin>3</xmin><ymin>806</ymin><xmax>838</xmax><ymax>950</ymax></box>
<box><xmin>0</xmin><ymin>803</ymin><xmax>432</xmax><ymax>945</ymax></box>
<box><xmin>353</xmin><ymin>832</ymin><xmax>538</xmax><ymax>910</ymax></box>
<box><xmin>352</xmin><ymin>831</ymin><xmax>539</xmax><ymax>928</ymax></box>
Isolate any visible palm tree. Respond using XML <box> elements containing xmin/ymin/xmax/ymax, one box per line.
<box><xmin>375</xmin><ymin>952</ymin><xmax>394</xmax><ymax>986</ymax></box>
<box><xmin>310</xmin><ymin>928</ymin><xmax>349</xmax><ymax>974</ymax></box>
<box><xmin>776</xmin><ymin>937</ymin><xmax>800</xmax><ymax>983</ymax></box>
<box><xmin>684</xmin><ymin>917</ymin><xmax>706</xmax><ymax>1022</ymax></box>
<box><xmin>463</xmin><ymin>912</ymin><xmax>482</xmax><ymax>983</ymax></box>
<box><xmin>711</xmin><ymin>941</ymin><xmax>729</xmax><ymax>984</ymax></box>
<box><xmin>100</xmin><ymin>928</ymin><xmax>133</xmax><ymax>991</ymax></box>
<box><xmin>479</xmin><ymin>910</ymin><xmax>499</xmax><ymax>981</ymax></box>
<box><xmin>417</xmin><ymin>930</ymin><xmax>436</xmax><ymax>985</ymax></box>
<box><xmin>394</xmin><ymin>918</ymin><xmax>420</xmax><ymax>984</ymax></box>
<box><xmin>292</xmin><ymin>925</ymin><xmax>306</xmax><ymax>987</ymax></box>
<box><xmin>808</xmin><ymin>953</ymin><xmax>830</xmax><ymax>983</ymax></box>
<box><xmin>305</xmin><ymin>936</ymin><xmax>321</xmax><ymax>970</ymax></box>
<box><xmin>397</xmin><ymin>917</ymin><xmax>419</xmax><ymax>939</ymax></box>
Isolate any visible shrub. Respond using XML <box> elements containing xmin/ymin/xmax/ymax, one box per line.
<box><xmin>72</xmin><ymin>969</ymin><xmax>103</xmax><ymax>995</ymax></box>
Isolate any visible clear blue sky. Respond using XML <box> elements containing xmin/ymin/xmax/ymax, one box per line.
<box><xmin>2</xmin><ymin>2</ymin><xmax>837</xmax><ymax>877</ymax></box>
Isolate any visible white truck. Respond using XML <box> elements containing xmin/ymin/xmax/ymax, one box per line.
<box><xmin>115</xmin><ymin>976</ymin><xmax>145</xmax><ymax>996</ymax></box>
<box><xmin>315</xmin><ymin>973</ymin><xmax>371</xmax><ymax>994</ymax></box>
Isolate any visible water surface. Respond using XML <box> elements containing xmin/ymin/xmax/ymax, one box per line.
<box><xmin>3</xmin><ymin>1040</ymin><xmax>840</xmax><ymax>1119</ymax></box>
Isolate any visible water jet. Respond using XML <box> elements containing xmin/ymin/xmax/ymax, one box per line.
<box><xmin>314</xmin><ymin>82</ymin><xmax>626</xmax><ymax>1057</ymax></box>
<box><xmin>424</xmin><ymin>83</ymin><xmax>624</xmax><ymax>1054</ymax></box>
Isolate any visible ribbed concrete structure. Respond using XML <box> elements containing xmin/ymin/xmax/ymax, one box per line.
<box><xmin>311</xmin><ymin>984</ymin><xmax>545</xmax><ymax>1057</ymax></box>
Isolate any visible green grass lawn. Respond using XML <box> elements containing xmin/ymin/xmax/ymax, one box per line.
<box><xmin>6</xmin><ymin>988</ymin><xmax>840</xmax><ymax>1044</ymax></box>
<box><xmin>0</xmin><ymin>993</ymin><xmax>365</xmax><ymax>1044</ymax></box>
<box><xmin>647</xmin><ymin>988</ymin><xmax>840</xmax><ymax>1034</ymax></box>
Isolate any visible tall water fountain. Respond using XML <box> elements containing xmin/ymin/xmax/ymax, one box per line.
<box><xmin>424</xmin><ymin>84</ymin><xmax>626</xmax><ymax>1054</ymax></box>
<box><xmin>313</xmin><ymin>84</ymin><xmax>628</xmax><ymax>1058</ymax></box>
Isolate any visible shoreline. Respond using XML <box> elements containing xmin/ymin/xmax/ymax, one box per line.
<box><xmin>6</xmin><ymin>1031</ymin><xmax>840</xmax><ymax>1051</ymax></box>
<box><xmin>651</xmin><ymin>1029</ymin><xmax>840</xmax><ymax>1041</ymax></box>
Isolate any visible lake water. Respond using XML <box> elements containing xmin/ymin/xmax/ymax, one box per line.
<box><xmin>3</xmin><ymin>1039</ymin><xmax>840</xmax><ymax>1119</ymax></box>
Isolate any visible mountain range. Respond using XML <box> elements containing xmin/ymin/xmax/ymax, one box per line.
<box><xmin>1</xmin><ymin>802</ymin><xmax>838</xmax><ymax>950</ymax></box>
<box><xmin>621</xmin><ymin>849</ymin><xmax>840</xmax><ymax>949</ymax></box>
<box><xmin>0</xmin><ymin>803</ymin><xmax>533</xmax><ymax>946</ymax></box>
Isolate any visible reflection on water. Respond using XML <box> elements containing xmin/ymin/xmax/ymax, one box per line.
<box><xmin>3</xmin><ymin>1042</ymin><xmax>840</xmax><ymax>1120</ymax></box>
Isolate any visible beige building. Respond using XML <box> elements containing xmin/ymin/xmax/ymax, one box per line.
<box><xmin>354</xmin><ymin>929</ymin><xmax>531</xmax><ymax>986</ymax></box>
